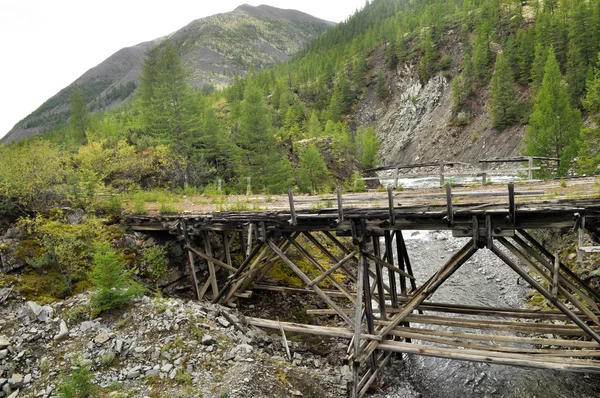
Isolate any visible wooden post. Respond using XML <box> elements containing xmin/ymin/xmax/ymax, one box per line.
<box><xmin>218</xmin><ymin>179</ymin><xmax>222</xmax><ymax>193</ymax></box>
<box><xmin>182</xmin><ymin>221</ymin><xmax>200</xmax><ymax>300</ymax></box>
<box><xmin>246</xmin><ymin>224</ymin><xmax>254</xmax><ymax>258</ymax></box>
<box><xmin>337</xmin><ymin>188</ymin><xmax>344</xmax><ymax>223</ymax></box>
<box><xmin>527</xmin><ymin>156</ymin><xmax>534</xmax><ymax>180</ymax></box>
<box><xmin>372</xmin><ymin>236</ymin><xmax>387</xmax><ymax>320</ymax></box>
<box><xmin>394</xmin><ymin>168</ymin><xmax>399</xmax><ymax>189</ymax></box>
<box><xmin>445</xmin><ymin>183</ymin><xmax>454</xmax><ymax>227</ymax></box>
<box><xmin>384</xmin><ymin>231</ymin><xmax>398</xmax><ymax>308</ymax></box>
<box><xmin>288</xmin><ymin>190</ymin><xmax>297</xmax><ymax>226</ymax></box>
<box><xmin>552</xmin><ymin>253</ymin><xmax>560</xmax><ymax>299</ymax></box>
<box><xmin>578</xmin><ymin>216</ymin><xmax>585</xmax><ymax>264</ymax></box>
<box><xmin>387</xmin><ymin>185</ymin><xmax>395</xmax><ymax>225</ymax></box>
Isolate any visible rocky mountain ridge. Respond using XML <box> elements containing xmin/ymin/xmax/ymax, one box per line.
<box><xmin>2</xmin><ymin>4</ymin><xmax>333</xmax><ymax>144</ymax></box>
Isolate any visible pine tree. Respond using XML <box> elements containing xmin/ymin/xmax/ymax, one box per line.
<box><xmin>375</xmin><ymin>72</ymin><xmax>389</xmax><ymax>100</ymax></box>
<box><xmin>490</xmin><ymin>52</ymin><xmax>519</xmax><ymax>130</ymax></box>
<box><xmin>69</xmin><ymin>87</ymin><xmax>90</xmax><ymax>144</ymax></box>
<box><xmin>514</xmin><ymin>29</ymin><xmax>534</xmax><ymax>84</ymax></box>
<box><xmin>307</xmin><ymin>111</ymin><xmax>322</xmax><ymax>137</ymax></box>
<box><xmin>530</xmin><ymin>43</ymin><xmax>549</xmax><ymax>93</ymax></box>
<box><xmin>578</xmin><ymin>55</ymin><xmax>600</xmax><ymax>174</ymax></box>
<box><xmin>525</xmin><ymin>49</ymin><xmax>582</xmax><ymax>176</ymax></box>
<box><xmin>472</xmin><ymin>21</ymin><xmax>493</xmax><ymax>82</ymax></box>
<box><xmin>235</xmin><ymin>81</ymin><xmax>292</xmax><ymax>193</ymax></box>
<box><xmin>419</xmin><ymin>30</ymin><xmax>438</xmax><ymax>82</ymax></box>
<box><xmin>297</xmin><ymin>144</ymin><xmax>330</xmax><ymax>193</ymax></box>
<box><xmin>565</xmin><ymin>43</ymin><xmax>588</xmax><ymax>108</ymax></box>
<box><xmin>355</xmin><ymin>126</ymin><xmax>379</xmax><ymax>169</ymax></box>
<box><xmin>451</xmin><ymin>53</ymin><xmax>474</xmax><ymax>112</ymax></box>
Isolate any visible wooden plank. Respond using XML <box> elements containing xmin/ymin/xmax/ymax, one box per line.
<box><xmin>377</xmin><ymin>340</ymin><xmax>600</xmax><ymax>373</ymax></box>
<box><xmin>363</xmin><ymin>252</ymin><xmax>415</xmax><ymax>280</ymax></box>
<box><xmin>213</xmin><ymin>242</ymin><xmax>266</xmax><ymax>304</ymax></box>
<box><xmin>185</xmin><ymin>245</ymin><xmax>236</xmax><ymax>272</ymax></box>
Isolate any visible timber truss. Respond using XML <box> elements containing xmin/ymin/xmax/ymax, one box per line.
<box><xmin>128</xmin><ymin>184</ymin><xmax>600</xmax><ymax>397</ymax></box>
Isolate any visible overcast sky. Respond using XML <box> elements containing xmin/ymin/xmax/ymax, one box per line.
<box><xmin>0</xmin><ymin>0</ymin><xmax>366</xmax><ymax>140</ymax></box>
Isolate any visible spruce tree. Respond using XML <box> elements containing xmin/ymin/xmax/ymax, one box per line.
<box><xmin>69</xmin><ymin>87</ymin><xmax>90</xmax><ymax>144</ymax></box>
<box><xmin>525</xmin><ymin>49</ymin><xmax>582</xmax><ymax>176</ymax></box>
<box><xmin>514</xmin><ymin>29</ymin><xmax>534</xmax><ymax>84</ymax></box>
<box><xmin>565</xmin><ymin>43</ymin><xmax>588</xmax><ymax>108</ymax></box>
<box><xmin>578</xmin><ymin>55</ymin><xmax>600</xmax><ymax>174</ymax></box>
<box><xmin>375</xmin><ymin>72</ymin><xmax>389</xmax><ymax>100</ymax></box>
<box><xmin>530</xmin><ymin>43</ymin><xmax>549</xmax><ymax>93</ymax></box>
<box><xmin>236</xmin><ymin>81</ymin><xmax>292</xmax><ymax>193</ymax></box>
<box><xmin>490</xmin><ymin>52</ymin><xmax>519</xmax><ymax>130</ymax></box>
<box><xmin>472</xmin><ymin>21</ymin><xmax>493</xmax><ymax>82</ymax></box>
<box><xmin>419</xmin><ymin>30</ymin><xmax>438</xmax><ymax>82</ymax></box>
<box><xmin>307</xmin><ymin>111</ymin><xmax>322</xmax><ymax>137</ymax></box>
<box><xmin>297</xmin><ymin>144</ymin><xmax>330</xmax><ymax>194</ymax></box>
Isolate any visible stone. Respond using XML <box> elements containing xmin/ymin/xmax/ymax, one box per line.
<box><xmin>568</xmin><ymin>253</ymin><xmax>577</xmax><ymax>260</ymax></box>
<box><xmin>25</xmin><ymin>302</ymin><xmax>43</xmax><ymax>321</ymax></box>
<box><xmin>94</xmin><ymin>331</ymin><xmax>110</xmax><ymax>345</ymax></box>
<box><xmin>80</xmin><ymin>321</ymin><xmax>99</xmax><ymax>332</ymax></box>
<box><xmin>201</xmin><ymin>335</ymin><xmax>214</xmax><ymax>345</ymax></box>
<box><xmin>0</xmin><ymin>350</ymin><xmax>7</xmax><ymax>360</ymax></box>
<box><xmin>7</xmin><ymin>390</ymin><xmax>19</xmax><ymax>398</ymax></box>
<box><xmin>115</xmin><ymin>339</ymin><xmax>124</xmax><ymax>354</ymax></box>
<box><xmin>0</xmin><ymin>337</ymin><xmax>9</xmax><ymax>349</ymax></box>
<box><xmin>145</xmin><ymin>369</ymin><xmax>159</xmax><ymax>377</ymax></box>
<box><xmin>22</xmin><ymin>375</ymin><xmax>31</xmax><ymax>385</ymax></box>
<box><xmin>54</xmin><ymin>321</ymin><xmax>69</xmax><ymax>341</ymax></box>
<box><xmin>216</xmin><ymin>316</ymin><xmax>230</xmax><ymax>328</ymax></box>
<box><xmin>8</xmin><ymin>374</ymin><xmax>23</xmax><ymax>388</ymax></box>
<box><xmin>161</xmin><ymin>364</ymin><xmax>173</xmax><ymax>373</ymax></box>
<box><xmin>126</xmin><ymin>370</ymin><xmax>140</xmax><ymax>379</ymax></box>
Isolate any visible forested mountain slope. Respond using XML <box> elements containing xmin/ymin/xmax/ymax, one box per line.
<box><xmin>2</xmin><ymin>4</ymin><xmax>333</xmax><ymax>144</ymax></box>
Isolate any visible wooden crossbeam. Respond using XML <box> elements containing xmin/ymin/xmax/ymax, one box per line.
<box><xmin>267</xmin><ymin>239</ymin><xmax>355</xmax><ymax>327</ymax></box>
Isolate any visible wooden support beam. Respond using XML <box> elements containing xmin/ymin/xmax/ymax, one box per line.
<box><xmin>185</xmin><ymin>245</ymin><xmax>236</xmax><ymax>273</ymax></box>
<box><xmin>372</xmin><ymin>236</ymin><xmax>387</xmax><ymax>320</ymax></box>
<box><xmin>384</xmin><ymin>231</ymin><xmax>398</xmax><ymax>308</ymax></box>
<box><xmin>500</xmin><ymin>237</ymin><xmax>600</xmax><ymax>326</ymax></box>
<box><xmin>304</xmin><ymin>231</ymin><xmax>360</xmax><ymax>284</ymax></box>
<box><xmin>307</xmin><ymin>250</ymin><xmax>358</xmax><ymax>289</ymax></box>
<box><xmin>376</xmin><ymin>340</ymin><xmax>600</xmax><ymax>373</ymax></box>
<box><xmin>223</xmin><ymin>231</ymin><xmax>232</xmax><ymax>269</ymax></box>
<box><xmin>267</xmin><ymin>239</ymin><xmax>355</xmax><ymax>327</ymax></box>
<box><xmin>181</xmin><ymin>221</ymin><xmax>200</xmax><ymax>300</ymax></box>
<box><xmin>517</xmin><ymin>230</ymin><xmax>600</xmax><ymax>306</ymax></box>
<box><xmin>363</xmin><ymin>252</ymin><xmax>415</xmax><ymax>280</ymax></box>
<box><xmin>203</xmin><ymin>231</ymin><xmax>219</xmax><ymax>299</ymax></box>
<box><xmin>213</xmin><ymin>242</ymin><xmax>265</xmax><ymax>304</ymax></box>
<box><xmin>285</xmin><ymin>234</ymin><xmax>356</xmax><ymax>303</ymax></box>
<box><xmin>491</xmin><ymin>243</ymin><xmax>600</xmax><ymax>344</ymax></box>
<box><xmin>361</xmin><ymin>239</ymin><xmax>477</xmax><ymax>358</ymax></box>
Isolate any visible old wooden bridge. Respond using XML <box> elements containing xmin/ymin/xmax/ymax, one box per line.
<box><xmin>127</xmin><ymin>180</ymin><xmax>600</xmax><ymax>397</ymax></box>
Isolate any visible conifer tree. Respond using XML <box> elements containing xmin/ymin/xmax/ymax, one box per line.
<box><xmin>419</xmin><ymin>30</ymin><xmax>438</xmax><ymax>82</ymax></box>
<box><xmin>297</xmin><ymin>144</ymin><xmax>330</xmax><ymax>194</ymax></box>
<box><xmin>375</xmin><ymin>72</ymin><xmax>389</xmax><ymax>100</ymax></box>
<box><xmin>236</xmin><ymin>81</ymin><xmax>292</xmax><ymax>193</ymax></box>
<box><xmin>514</xmin><ymin>29</ymin><xmax>534</xmax><ymax>84</ymax></box>
<box><xmin>578</xmin><ymin>54</ymin><xmax>600</xmax><ymax>174</ymax></box>
<box><xmin>525</xmin><ymin>49</ymin><xmax>582</xmax><ymax>176</ymax></box>
<box><xmin>69</xmin><ymin>87</ymin><xmax>90</xmax><ymax>144</ymax></box>
<box><xmin>530</xmin><ymin>43</ymin><xmax>549</xmax><ymax>93</ymax></box>
<box><xmin>490</xmin><ymin>52</ymin><xmax>519</xmax><ymax>130</ymax></box>
<box><xmin>451</xmin><ymin>53</ymin><xmax>474</xmax><ymax>112</ymax></box>
<box><xmin>565</xmin><ymin>43</ymin><xmax>588</xmax><ymax>108</ymax></box>
<box><xmin>307</xmin><ymin>111</ymin><xmax>322</xmax><ymax>137</ymax></box>
<box><xmin>355</xmin><ymin>126</ymin><xmax>379</xmax><ymax>169</ymax></box>
<box><xmin>472</xmin><ymin>21</ymin><xmax>493</xmax><ymax>82</ymax></box>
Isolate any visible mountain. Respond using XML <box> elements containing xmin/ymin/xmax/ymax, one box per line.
<box><xmin>2</xmin><ymin>4</ymin><xmax>333</xmax><ymax>144</ymax></box>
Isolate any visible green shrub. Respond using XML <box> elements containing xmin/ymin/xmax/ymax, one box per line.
<box><xmin>57</xmin><ymin>358</ymin><xmax>96</xmax><ymax>398</ymax></box>
<box><xmin>89</xmin><ymin>242</ymin><xmax>143</xmax><ymax>315</ymax></box>
<box><xmin>141</xmin><ymin>244</ymin><xmax>168</xmax><ymax>281</ymax></box>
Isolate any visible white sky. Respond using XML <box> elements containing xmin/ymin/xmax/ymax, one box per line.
<box><xmin>0</xmin><ymin>0</ymin><xmax>366</xmax><ymax>140</ymax></box>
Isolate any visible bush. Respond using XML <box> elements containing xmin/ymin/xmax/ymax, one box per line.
<box><xmin>89</xmin><ymin>242</ymin><xmax>143</xmax><ymax>315</ymax></box>
<box><xmin>140</xmin><ymin>244</ymin><xmax>168</xmax><ymax>281</ymax></box>
<box><xmin>57</xmin><ymin>357</ymin><xmax>96</xmax><ymax>398</ymax></box>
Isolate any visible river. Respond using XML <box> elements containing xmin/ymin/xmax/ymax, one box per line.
<box><xmin>371</xmin><ymin>230</ymin><xmax>600</xmax><ymax>398</ymax></box>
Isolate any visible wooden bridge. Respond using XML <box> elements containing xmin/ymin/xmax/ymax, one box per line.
<box><xmin>127</xmin><ymin>179</ymin><xmax>600</xmax><ymax>397</ymax></box>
